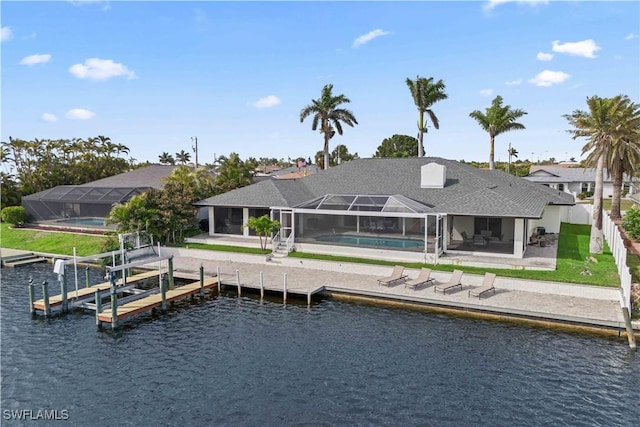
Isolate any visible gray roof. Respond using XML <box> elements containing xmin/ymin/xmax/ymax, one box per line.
<box><xmin>80</xmin><ymin>165</ymin><xmax>183</xmax><ymax>189</ymax></box>
<box><xmin>524</xmin><ymin>166</ymin><xmax>639</xmax><ymax>183</ymax></box>
<box><xmin>196</xmin><ymin>158</ymin><xmax>574</xmax><ymax>218</ymax></box>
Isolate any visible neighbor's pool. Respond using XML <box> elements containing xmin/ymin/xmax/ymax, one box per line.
<box><xmin>315</xmin><ymin>234</ymin><xmax>424</xmax><ymax>249</ymax></box>
<box><xmin>56</xmin><ymin>217</ymin><xmax>106</xmax><ymax>227</ymax></box>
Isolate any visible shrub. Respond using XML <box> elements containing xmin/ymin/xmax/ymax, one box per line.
<box><xmin>622</xmin><ymin>206</ymin><xmax>640</xmax><ymax>240</ymax></box>
<box><xmin>577</xmin><ymin>192</ymin><xmax>587</xmax><ymax>200</ymax></box>
<box><xmin>1</xmin><ymin>206</ymin><xmax>27</xmax><ymax>226</ymax></box>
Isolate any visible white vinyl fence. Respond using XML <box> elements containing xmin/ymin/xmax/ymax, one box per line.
<box><xmin>567</xmin><ymin>203</ymin><xmax>592</xmax><ymax>225</ymax></box>
<box><xmin>602</xmin><ymin>213</ymin><xmax>633</xmax><ymax>310</ymax></box>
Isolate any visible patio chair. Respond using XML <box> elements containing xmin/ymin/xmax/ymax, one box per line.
<box><xmin>461</xmin><ymin>231</ymin><xmax>473</xmax><ymax>244</ymax></box>
<box><xmin>404</xmin><ymin>268</ymin><xmax>434</xmax><ymax>290</ymax></box>
<box><xmin>377</xmin><ymin>265</ymin><xmax>408</xmax><ymax>287</ymax></box>
<box><xmin>434</xmin><ymin>270</ymin><xmax>464</xmax><ymax>294</ymax></box>
<box><xmin>468</xmin><ymin>273</ymin><xmax>496</xmax><ymax>299</ymax></box>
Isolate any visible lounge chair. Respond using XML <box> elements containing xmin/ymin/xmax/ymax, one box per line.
<box><xmin>468</xmin><ymin>273</ymin><xmax>496</xmax><ymax>299</ymax></box>
<box><xmin>404</xmin><ymin>268</ymin><xmax>434</xmax><ymax>290</ymax></box>
<box><xmin>377</xmin><ymin>265</ymin><xmax>408</xmax><ymax>287</ymax></box>
<box><xmin>434</xmin><ymin>270</ymin><xmax>464</xmax><ymax>294</ymax></box>
<box><xmin>461</xmin><ymin>231</ymin><xmax>473</xmax><ymax>244</ymax></box>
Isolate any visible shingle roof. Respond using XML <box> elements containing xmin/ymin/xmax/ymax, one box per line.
<box><xmin>524</xmin><ymin>166</ymin><xmax>639</xmax><ymax>183</ymax></box>
<box><xmin>79</xmin><ymin>165</ymin><xmax>183</xmax><ymax>189</ymax></box>
<box><xmin>196</xmin><ymin>158</ymin><xmax>575</xmax><ymax>218</ymax></box>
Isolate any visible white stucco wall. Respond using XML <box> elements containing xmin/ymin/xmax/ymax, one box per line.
<box><xmin>529</xmin><ymin>205</ymin><xmax>565</xmax><ymax>235</ymax></box>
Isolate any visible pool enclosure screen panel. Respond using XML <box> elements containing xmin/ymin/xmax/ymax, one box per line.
<box><xmin>22</xmin><ymin>186</ymin><xmax>149</xmax><ymax>221</ymax></box>
<box><xmin>294</xmin><ymin>212</ymin><xmax>442</xmax><ymax>253</ymax></box>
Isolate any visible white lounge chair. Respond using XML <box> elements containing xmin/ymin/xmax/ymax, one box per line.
<box><xmin>404</xmin><ymin>268</ymin><xmax>434</xmax><ymax>290</ymax></box>
<box><xmin>377</xmin><ymin>265</ymin><xmax>408</xmax><ymax>287</ymax></box>
<box><xmin>468</xmin><ymin>273</ymin><xmax>496</xmax><ymax>299</ymax></box>
<box><xmin>434</xmin><ymin>270</ymin><xmax>464</xmax><ymax>294</ymax></box>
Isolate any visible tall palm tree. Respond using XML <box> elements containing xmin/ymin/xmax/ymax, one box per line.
<box><xmin>158</xmin><ymin>152</ymin><xmax>175</xmax><ymax>165</ymax></box>
<box><xmin>299</xmin><ymin>84</ymin><xmax>358</xmax><ymax>170</ymax></box>
<box><xmin>176</xmin><ymin>150</ymin><xmax>191</xmax><ymax>165</ymax></box>
<box><xmin>469</xmin><ymin>95</ymin><xmax>527</xmax><ymax>170</ymax></box>
<box><xmin>405</xmin><ymin>76</ymin><xmax>448</xmax><ymax>157</ymax></box>
<box><xmin>564</xmin><ymin>95</ymin><xmax>640</xmax><ymax>251</ymax></box>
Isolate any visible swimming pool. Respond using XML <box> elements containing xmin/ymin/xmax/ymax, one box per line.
<box><xmin>315</xmin><ymin>234</ymin><xmax>424</xmax><ymax>249</ymax></box>
<box><xmin>56</xmin><ymin>217</ymin><xmax>107</xmax><ymax>227</ymax></box>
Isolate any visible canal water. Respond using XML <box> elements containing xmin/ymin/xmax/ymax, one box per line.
<box><xmin>1</xmin><ymin>264</ymin><xmax>639</xmax><ymax>426</ymax></box>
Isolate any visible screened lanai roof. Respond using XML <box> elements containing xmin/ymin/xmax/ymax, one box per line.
<box><xmin>294</xmin><ymin>194</ymin><xmax>433</xmax><ymax>214</ymax></box>
<box><xmin>23</xmin><ymin>186</ymin><xmax>150</xmax><ymax>204</ymax></box>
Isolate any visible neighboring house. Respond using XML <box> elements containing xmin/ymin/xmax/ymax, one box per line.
<box><xmin>195</xmin><ymin>158</ymin><xmax>575</xmax><ymax>262</ymax></box>
<box><xmin>22</xmin><ymin>165</ymin><xmax>183</xmax><ymax>221</ymax></box>
<box><xmin>253</xmin><ymin>165</ymin><xmax>320</xmax><ymax>183</ymax></box>
<box><xmin>523</xmin><ymin>166</ymin><xmax>640</xmax><ymax>199</ymax></box>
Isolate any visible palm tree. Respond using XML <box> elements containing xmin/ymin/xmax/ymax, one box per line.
<box><xmin>564</xmin><ymin>95</ymin><xmax>640</xmax><ymax>251</ymax></box>
<box><xmin>176</xmin><ymin>150</ymin><xmax>191</xmax><ymax>165</ymax></box>
<box><xmin>469</xmin><ymin>95</ymin><xmax>527</xmax><ymax>170</ymax></box>
<box><xmin>405</xmin><ymin>76</ymin><xmax>448</xmax><ymax>157</ymax></box>
<box><xmin>507</xmin><ymin>144</ymin><xmax>518</xmax><ymax>174</ymax></box>
<box><xmin>299</xmin><ymin>84</ymin><xmax>358</xmax><ymax>170</ymax></box>
<box><xmin>158</xmin><ymin>152</ymin><xmax>175</xmax><ymax>165</ymax></box>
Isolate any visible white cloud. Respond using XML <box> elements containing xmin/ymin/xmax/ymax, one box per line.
<box><xmin>528</xmin><ymin>70</ymin><xmax>570</xmax><ymax>87</ymax></box>
<box><xmin>69</xmin><ymin>58</ymin><xmax>136</xmax><ymax>81</ymax></box>
<box><xmin>625</xmin><ymin>33</ymin><xmax>637</xmax><ymax>40</ymax></box>
<box><xmin>65</xmin><ymin>108</ymin><xmax>95</xmax><ymax>120</ymax></box>
<box><xmin>536</xmin><ymin>51</ymin><xmax>553</xmax><ymax>61</ymax></box>
<box><xmin>505</xmin><ymin>79</ymin><xmax>523</xmax><ymax>86</ymax></box>
<box><xmin>480</xmin><ymin>88</ymin><xmax>494</xmax><ymax>97</ymax></box>
<box><xmin>551</xmin><ymin>39</ymin><xmax>601</xmax><ymax>59</ymax></box>
<box><xmin>352</xmin><ymin>29</ymin><xmax>390</xmax><ymax>48</ymax></box>
<box><xmin>484</xmin><ymin>0</ymin><xmax>548</xmax><ymax>12</ymax></box>
<box><xmin>19</xmin><ymin>53</ymin><xmax>52</xmax><ymax>66</ymax></box>
<box><xmin>41</xmin><ymin>113</ymin><xmax>58</xmax><ymax>123</ymax></box>
<box><xmin>1</xmin><ymin>26</ymin><xmax>12</xmax><ymax>42</ymax></box>
<box><xmin>251</xmin><ymin>95</ymin><xmax>281</xmax><ymax>109</ymax></box>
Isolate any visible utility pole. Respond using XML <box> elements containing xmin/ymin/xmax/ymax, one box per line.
<box><xmin>191</xmin><ymin>136</ymin><xmax>198</xmax><ymax>168</ymax></box>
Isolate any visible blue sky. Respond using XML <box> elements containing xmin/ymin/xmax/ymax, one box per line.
<box><xmin>2</xmin><ymin>0</ymin><xmax>639</xmax><ymax>166</ymax></box>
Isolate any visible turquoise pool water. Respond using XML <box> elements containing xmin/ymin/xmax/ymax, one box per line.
<box><xmin>315</xmin><ymin>234</ymin><xmax>424</xmax><ymax>249</ymax></box>
<box><xmin>57</xmin><ymin>217</ymin><xmax>106</xmax><ymax>227</ymax></box>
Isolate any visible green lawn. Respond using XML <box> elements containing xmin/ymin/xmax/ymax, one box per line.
<box><xmin>582</xmin><ymin>198</ymin><xmax>638</xmax><ymax>211</ymax></box>
<box><xmin>0</xmin><ymin>222</ymin><xmax>624</xmax><ymax>287</ymax></box>
<box><xmin>0</xmin><ymin>223</ymin><xmax>111</xmax><ymax>256</ymax></box>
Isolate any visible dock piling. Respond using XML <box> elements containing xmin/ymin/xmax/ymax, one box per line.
<box><xmin>168</xmin><ymin>256</ymin><xmax>175</xmax><ymax>290</ymax></box>
<box><xmin>236</xmin><ymin>270</ymin><xmax>241</xmax><ymax>297</ymax></box>
<box><xmin>110</xmin><ymin>272</ymin><xmax>118</xmax><ymax>329</ymax></box>
<box><xmin>60</xmin><ymin>271</ymin><xmax>68</xmax><ymax>313</ymax></box>
<box><xmin>161</xmin><ymin>273</ymin><xmax>167</xmax><ymax>312</ymax></box>
<box><xmin>95</xmin><ymin>289</ymin><xmax>102</xmax><ymax>327</ymax></box>
<box><xmin>283</xmin><ymin>273</ymin><xmax>287</xmax><ymax>305</ymax></box>
<box><xmin>42</xmin><ymin>281</ymin><xmax>51</xmax><ymax>317</ymax></box>
<box><xmin>216</xmin><ymin>266</ymin><xmax>221</xmax><ymax>294</ymax></box>
<box><xmin>199</xmin><ymin>265</ymin><xmax>204</xmax><ymax>299</ymax></box>
<box><xmin>622</xmin><ymin>307</ymin><xmax>637</xmax><ymax>351</ymax></box>
<box><xmin>85</xmin><ymin>266</ymin><xmax>90</xmax><ymax>288</ymax></box>
<box><xmin>260</xmin><ymin>272</ymin><xmax>264</xmax><ymax>302</ymax></box>
<box><xmin>28</xmin><ymin>279</ymin><xmax>35</xmax><ymax>315</ymax></box>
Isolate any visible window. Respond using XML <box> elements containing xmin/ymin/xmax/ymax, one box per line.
<box><xmin>557</xmin><ymin>183</ymin><xmax>564</xmax><ymax>191</ymax></box>
<box><xmin>581</xmin><ymin>182</ymin><xmax>589</xmax><ymax>193</ymax></box>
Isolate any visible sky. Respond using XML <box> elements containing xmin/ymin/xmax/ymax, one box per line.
<box><xmin>1</xmin><ymin>0</ymin><xmax>639</xmax><ymax>166</ymax></box>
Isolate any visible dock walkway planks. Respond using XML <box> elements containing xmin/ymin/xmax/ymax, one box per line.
<box><xmin>97</xmin><ymin>277</ymin><xmax>218</xmax><ymax>323</ymax></box>
<box><xmin>32</xmin><ymin>270</ymin><xmax>162</xmax><ymax>310</ymax></box>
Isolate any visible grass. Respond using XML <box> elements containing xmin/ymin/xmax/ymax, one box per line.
<box><xmin>0</xmin><ymin>223</ymin><xmax>110</xmax><ymax>256</ymax></box>
<box><xmin>582</xmin><ymin>198</ymin><xmax>637</xmax><ymax>211</ymax></box>
<box><xmin>0</xmin><ymin>222</ymin><xmax>623</xmax><ymax>287</ymax></box>
<box><xmin>290</xmin><ymin>223</ymin><xmax>621</xmax><ymax>287</ymax></box>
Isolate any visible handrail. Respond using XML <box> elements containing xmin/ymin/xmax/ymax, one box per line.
<box><xmin>285</xmin><ymin>232</ymin><xmax>294</xmax><ymax>253</ymax></box>
<box><xmin>271</xmin><ymin>230</ymin><xmax>281</xmax><ymax>253</ymax></box>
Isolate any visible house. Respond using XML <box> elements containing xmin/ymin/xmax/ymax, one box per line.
<box><xmin>523</xmin><ymin>166</ymin><xmax>640</xmax><ymax>199</ymax></box>
<box><xmin>194</xmin><ymin>158</ymin><xmax>574</xmax><ymax>262</ymax></box>
<box><xmin>22</xmin><ymin>165</ymin><xmax>184</xmax><ymax>221</ymax></box>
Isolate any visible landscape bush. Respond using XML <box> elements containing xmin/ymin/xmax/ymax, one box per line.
<box><xmin>1</xmin><ymin>206</ymin><xmax>27</xmax><ymax>226</ymax></box>
<box><xmin>622</xmin><ymin>206</ymin><xmax>640</xmax><ymax>241</ymax></box>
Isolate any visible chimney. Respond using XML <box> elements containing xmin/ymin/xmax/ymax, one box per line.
<box><xmin>421</xmin><ymin>163</ymin><xmax>446</xmax><ymax>188</ymax></box>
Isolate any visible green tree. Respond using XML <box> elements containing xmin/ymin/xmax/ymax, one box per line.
<box><xmin>245</xmin><ymin>215</ymin><xmax>280</xmax><ymax>251</ymax></box>
<box><xmin>158</xmin><ymin>152</ymin><xmax>175</xmax><ymax>165</ymax></box>
<box><xmin>0</xmin><ymin>172</ymin><xmax>21</xmax><ymax>209</ymax></box>
<box><xmin>299</xmin><ymin>84</ymin><xmax>358</xmax><ymax>170</ymax></box>
<box><xmin>469</xmin><ymin>95</ymin><xmax>527</xmax><ymax>170</ymax></box>
<box><xmin>374</xmin><ymin>134</ymin><xmax>418</xmax><ymax>157</ymax></box>
<box><xmin>176</xmin><ymin>150</ymin><xmax>191</xmax><ymax>165</ymax></box>
<box><xmin>1</xmin><ymin>206</ymin><xmax>27</xmax><ymax>226</ymax></box>
<box><xmin>330</xmin><ymin>144</ymin><xmax>356</xmax><ymax>166</ymax></box>
<box><xmin>215</xmin><ymin>153</ymin><xmax>254</xmax><ymax>193</ymax></box>
<box><xmin>406</xmin><ymin>76</ymin><xmax>448</xmax><ymax>157</ymax></box>
<box><xmin>507</xmin><ymin>144</ymin><xmax>518</xmax><ymax>174</ymax></box>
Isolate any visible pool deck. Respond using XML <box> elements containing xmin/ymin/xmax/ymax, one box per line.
<box><xmin>157</xmin><ymin>247</ymin><xmax>639</xmax><ymax>335</ymax></box>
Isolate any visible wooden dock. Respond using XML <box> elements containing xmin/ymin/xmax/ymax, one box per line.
<box><xmin>2</xmin><ymin>253</ymin><xmax>48</xmax><ymax>268</ymax></box>
<box><xmin>97</xmin><ymin>277</ymin><xmax>219</xmax><ymax>324</ymax></box>
<box><xmin>32</xmin><ymin>270</ymin><xmax>162</xmax><ymax>311</ymax></box>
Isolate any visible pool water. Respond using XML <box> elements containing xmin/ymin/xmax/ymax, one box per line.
<box><xmin>316</xmin><ymin>234</ymin><xmax>424</xmax><ymax>249</ymax></box>
<box><xmin>57</xmin><ymin>217</ymin><xmax>106</xmax><ymax>227</ymax></box>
